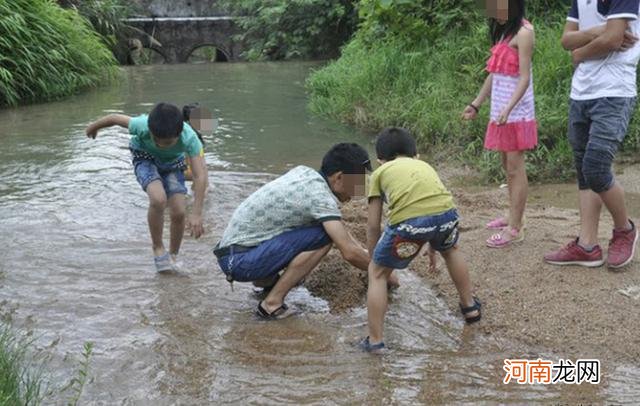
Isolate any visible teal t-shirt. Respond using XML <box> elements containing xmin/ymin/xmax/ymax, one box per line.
<box><xmin>128</xmin><ymin>115</ymin><xmax>203</xmax><ymax>162</ymax></box>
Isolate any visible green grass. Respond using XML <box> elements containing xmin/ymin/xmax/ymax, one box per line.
<box><xmin>0</xmin><ymin>324</ymin><xmax>44</xmax><ymax>405</ymax></box>
<box><xmin>0</xmin><ymin>322</ymin><xmax>95</xmax><ymax>406</ymax></box>
<box><xmin>0</xmin><ymin>0</ymin><xmax>118</xmax><ymax>107</ymax></box>
<box><xmin>60</xmin><ymin>342</ymin><xmax>93</xmax><ymax>406</ymax></box>
<box><xmin>307</xmin><ymin>19</ymin><xmax>640</xmax><ymax>182</ymax></box>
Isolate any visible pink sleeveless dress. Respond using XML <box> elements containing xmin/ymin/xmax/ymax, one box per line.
<box><xmin>484</xmin><ymin>24</ymin><xmax>538</xmax><ymax>152</ymax></box>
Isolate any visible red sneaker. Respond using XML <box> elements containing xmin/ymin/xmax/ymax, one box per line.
<box><xmin>607</xmin><ymin>220</ymin><xmax>638</xmax><ymax>269</ymax></box>
<box><xmin>544</xmin><ymin>238</ymin><xmax>604</xmax><ymax>267</ymax></box>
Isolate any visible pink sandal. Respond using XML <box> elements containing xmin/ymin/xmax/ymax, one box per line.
<box><xmin>486</xmin><ymin>217</ymin><xmax>508</xmax><ymax>230</ymax></box>
<box><xmin>486</xmin><ymin>227</ymin><xmax>524</xmax><ymax>248</ymax></box>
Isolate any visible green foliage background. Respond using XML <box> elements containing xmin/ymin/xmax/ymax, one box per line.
<box><xmin>307</xmin><ymin>0</ymin><xmax>640</xmax><ymax>182</ymax></box>
<box><xmin>0</xmin><ymin>0</ymin><xmax>118</xmax><ymax>107</ymax></box>
<box><xmin>221</xmin><ymin>0</ymin><xmax>358</xmax><ymax>60</ymax></box>
<box><xmin>59</xmin><ymin>0</ymin><xmax>139</xmax><ymax>64</ymax></box>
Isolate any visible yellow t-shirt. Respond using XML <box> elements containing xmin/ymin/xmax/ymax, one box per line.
<box><xmin>368</xmin><ymin>157</ymin><xmax>455</xmax><ymax>225</ymax></box>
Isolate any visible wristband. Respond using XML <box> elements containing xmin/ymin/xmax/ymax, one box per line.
<box><xmin>468</xmin><ymin>103</ymin><xmax>479</xmax><ymax>113</ymax></box>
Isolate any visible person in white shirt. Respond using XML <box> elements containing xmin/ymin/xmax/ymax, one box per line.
<box><xmin>545</xmin><ymin>0</ymin><xmax>640</xmax><ymax>269</ymax></box>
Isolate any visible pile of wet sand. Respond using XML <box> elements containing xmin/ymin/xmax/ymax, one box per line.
<box><xmin>303</xmin><ymin>188</ymin><xmax>640</xmax><ymax>364</ymax></box>
<box><xmin>304</xmin><ymin>201</ymin><xmax>369</xmax><ymax>313</ymax></box>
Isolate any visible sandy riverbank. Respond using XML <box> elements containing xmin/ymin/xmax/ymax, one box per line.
<box><xmin>304</xmin><ymin>185</ymin><xmax>640</xmax><ymax>365</ymax></box>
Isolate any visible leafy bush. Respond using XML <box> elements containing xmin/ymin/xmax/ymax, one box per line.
<box><xmin>0</xmin><ymin>0</ymin><xmax>118</xmax><ymax>107</ymax></box>
<box><xmin>357</xmin><ymin>0</ymin><xmax>478</xmax><ymax>44</ymax></box>
<box><xmin>59</xmin><ymin>0</ymin><xmax>138</xmax><ymax>63</ymax></box>
<box><xmin>220</xmin><ymin>0</ymin><xmax>358</xmax><ymax>60</ymax></box>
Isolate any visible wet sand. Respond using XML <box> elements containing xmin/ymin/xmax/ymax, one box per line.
<box><xmin>304</xmin><ymin>183</ymin><xmax>640</xmax><ymax>366</ymax></box>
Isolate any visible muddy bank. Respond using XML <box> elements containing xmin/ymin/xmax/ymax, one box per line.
<box><xmin>304</xmin><ymin>187</ymin><xmax>640</xmax><ymax>364</ymax></box>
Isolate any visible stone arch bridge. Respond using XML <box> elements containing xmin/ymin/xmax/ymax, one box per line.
<box><xmin>122</xmin><ymin>16</ymin><xmax>245</xmax><ymax>63</ymax></box>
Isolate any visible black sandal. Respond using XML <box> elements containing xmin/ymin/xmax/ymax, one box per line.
<box><xmin>460</xmin><ymin>296</ymin><xmax>482</xmax><ymax>324</ymax></box>
<box><xmin>256</xmin><ymin>301</ymin><xmax>294</xmax><ymax>320</ymax></box>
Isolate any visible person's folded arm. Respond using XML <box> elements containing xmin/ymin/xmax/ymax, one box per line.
<box><xmin>561</xmin><ymin>21</ymin><xmax>605</xmax><ymax>51</ymax></box>
<box><xmin>572</xmin><ymin>19</ymin><xmax>630</xmax><ymax>64</ymax></box>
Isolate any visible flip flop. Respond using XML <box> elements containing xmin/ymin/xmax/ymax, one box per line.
<box><xmin>256</xmin><ymin>301</ymin><xmax>295</xmax><ymax>320</ymax></box>
<box><xmin>460</xmin><ymin>296</ymin><xmax>482</xmax><ymax>324</ymax></box>
<box><xmin>486</xmin><ymin>216</ymin><xmax>527</xmax><ymax>230</ymax></box>
<box><xmin>486</xmin><ymin>217</ymin><xmax>508</xmax><ymax>230</ymax></box>
<box><xmin>486</xmin><ymin>227</ymin><xmax>524</xmax><ymax>248</ymax></box>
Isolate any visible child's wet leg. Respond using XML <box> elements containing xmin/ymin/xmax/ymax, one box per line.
<box><xmin>146</xmin><ymin>180</ymin><xmax>168</xmax><ymax>257</ymax></box>
<box><xmin>388</xmin><ymin>270</ymin><xmax>400</xmax><ymax>288</ymax></box>
<box><xmin>168</xmin><ymin>193</ymin><xmax>186</xmax><ymax>259</ymax></box>
<box><xmin>440</xmin><ymin>247</ymin><xmax>478</xmax><ymax>318</ymax></box>
<box><xmin>367</xmin><ymin>262</ymin><xmax>393</xmax><ymax>345</ymax></box>
<box><xmin>262</xmin><ymin>244</ymin><xmax>332</xmax><ymax>313</ymax></box>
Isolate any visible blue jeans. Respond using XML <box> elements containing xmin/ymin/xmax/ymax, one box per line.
<box><xmin>373</xmin><ymin>209</ymin><xmax>460</xmax><ymax>269</ymax></box>
<box><xmin>215</xmin><ymin>225</ymin><xmax>332</xmax><ymax>282</ymax></box>
<box><xmin>131</xmin><ymin>149</ymin><xmax>187</xmax><ymax>197</ymax></box>
<box><xmin>568</xmin><ymin>97</ymin><xmax>636</xmax><ymax>193</ymax></box>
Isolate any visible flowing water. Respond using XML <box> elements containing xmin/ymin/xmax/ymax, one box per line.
<box><xmin>0</xmin><ymin>63</ymin><xmax>638</xmax><ymax>404</ymax></box>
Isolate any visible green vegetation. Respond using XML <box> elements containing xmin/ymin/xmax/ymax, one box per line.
<box><xmin>221</xmin><ymin>0</ymin><xmax>357</xmax><ymax>60</ymax></box>
<box><xmin>307</xmin><ymin>1</ymin><xmax>640</xmax><ymax>182</ymax></box>
<box><xmin>0</xmin><ymin>0</ymin><xmax>118</xmax><ymax>107</ymax></box>
<box><xmin>0</xmin><ymin>324</ymin><xmax>44</xmax><ymax>405</ymax></box>
<box><xmin>60</xmin><ymin>342</ymin><xmax>93</xmax><ymax>406</ymax></box>
<box><xmin>1</xmin><ymin>322</ymin><xmax>95</xmax><ymax>405</ymax></box>
<box><xmin>59</xmin><ymin>0</ymin><xmax>140</xmax><ymax>64</ymax></box>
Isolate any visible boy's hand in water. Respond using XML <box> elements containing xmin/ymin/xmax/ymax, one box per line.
<box><xmin>85</xmin><ymin>124</ymin><xmax>98</xmax><ymax>139</ymax></box>
<box><xmin>187</xmin><ymin>214</ymin><xmax>204</xmax><ymax>238</ymax></box>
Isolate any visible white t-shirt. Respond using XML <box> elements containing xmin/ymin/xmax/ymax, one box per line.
<box><xmin>568</xmin><ymin>0</ymin><xmax>640</xmax><ymax>100</ymax></box>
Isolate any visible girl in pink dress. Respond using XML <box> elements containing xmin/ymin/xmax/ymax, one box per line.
<box><xmin>462</xmin><ymin>0</ymin><xmax>537</xmax><ymax>248</ymax></box>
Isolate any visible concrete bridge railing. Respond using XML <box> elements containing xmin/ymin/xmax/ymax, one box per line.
<box><xmin>122</xmin><ymin>16</ymin><xmax>245</xmax><ymax>63</ymax></box>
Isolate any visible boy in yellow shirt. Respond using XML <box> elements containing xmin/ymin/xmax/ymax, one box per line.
<box><xmin>362</xmin><ymin>127</ymin><xmax>481</xmax><ymax>352</ymax></box>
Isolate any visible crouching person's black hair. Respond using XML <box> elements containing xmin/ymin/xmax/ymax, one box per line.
<box><xmin>321</xmin><ymin>143</ymin><xmax>372</xmax><ymax>176</ymax></box>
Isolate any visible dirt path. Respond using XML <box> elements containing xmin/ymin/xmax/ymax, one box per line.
<box><xmin>304</xmin><ymin>185</ymin><xmax>640</xmax><ymax>365</ymax></box>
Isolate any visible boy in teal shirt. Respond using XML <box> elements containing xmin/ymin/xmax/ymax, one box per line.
<box><xmin>85</xmin><ymin>102</ymin><xmax>208</xmax><ymax>272</ymax></box>
<box><xmin>362</xmin><ymin>127</ymin><xmax>481</xmax><ymax>352</ymax></box>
